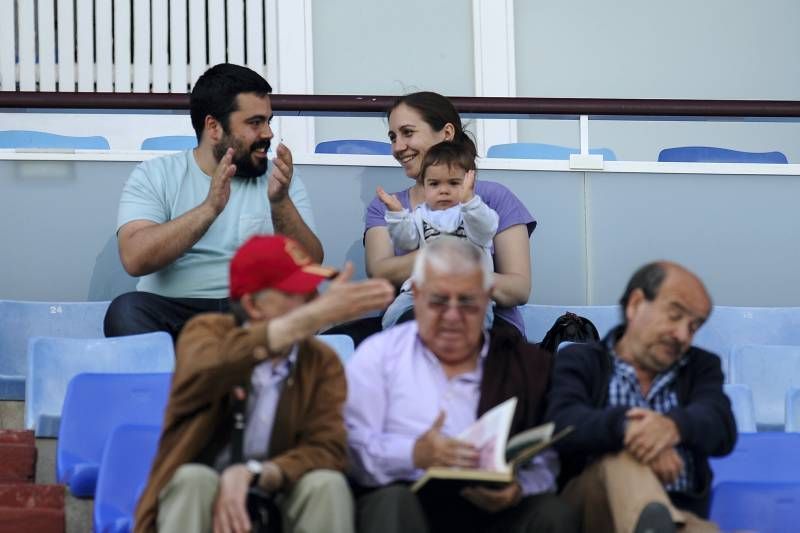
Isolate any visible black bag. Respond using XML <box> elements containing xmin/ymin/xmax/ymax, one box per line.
<box><xmin>538</xmin><ymin>312</ymin><xmax>600</xmax><ymax>354</ymax></box>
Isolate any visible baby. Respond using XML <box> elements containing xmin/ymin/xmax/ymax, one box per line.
<box><xmin>377</xmin><ymin>141</ymin><xmax>499</xmax><ymax>329</ymax></box>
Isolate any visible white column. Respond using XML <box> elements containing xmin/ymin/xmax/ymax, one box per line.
<box><xmin>269</xmin><ymin>0</ymin><xmax>315</xmax><ymax>154</ymax></box>
<box><xmin>472</xmin><ymin>0</ymin><xmax>517</xmax><ymax>157</ymax></box>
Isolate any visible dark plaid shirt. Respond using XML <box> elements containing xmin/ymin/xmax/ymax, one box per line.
<box><xmin>607</xmin><ymin>350</ymin><xmax>694</xmax><ymax>493</ymax></box>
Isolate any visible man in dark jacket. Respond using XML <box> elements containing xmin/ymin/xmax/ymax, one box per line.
<box><xmin>546</xmin><ymin>261</ymin><xmax>736</xmax><ymax>533</ymax></box>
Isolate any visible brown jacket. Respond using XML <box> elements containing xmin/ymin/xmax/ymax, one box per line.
<box><xmin>134</xmin><ymin>314</ymin><xmax>348</xmax><ymax>533</ymax></box>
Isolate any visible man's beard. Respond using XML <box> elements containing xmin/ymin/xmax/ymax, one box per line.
<box><xmin>213</xmin><ymin>131</ymin><xmax>270</xmax><ymax>178</ymax></box>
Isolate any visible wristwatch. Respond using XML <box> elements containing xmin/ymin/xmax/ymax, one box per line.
<box><xmin>246</xmin><ymin>459</ymin><xmax>263</xmax><ymax>487</ymax></box>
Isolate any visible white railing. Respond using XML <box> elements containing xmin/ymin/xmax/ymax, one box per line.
<box><xmin>0</xmin><ymin>0</ymin><xmax>270</xmax><ymax>92</ymax></box>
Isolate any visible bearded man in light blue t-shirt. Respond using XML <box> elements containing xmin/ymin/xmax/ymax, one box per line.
<box><xmin>104</xmin><ymin>63</ymin><xmax>322</xmax><ymax>340</ymax></box>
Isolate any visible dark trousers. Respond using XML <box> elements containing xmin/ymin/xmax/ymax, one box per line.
<box><xmin>103</xmin><ymin>291</ymin><xmax>229</xmax><ymax>341</ymax></box>
<box><xmin>356</xmin><ymin>484</ymin><xmax>579</xmax><ymax>533</ymax></box>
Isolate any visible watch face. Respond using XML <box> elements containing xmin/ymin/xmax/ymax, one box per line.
<box><xmin>246</xmin><ymin>460</ymin><xmax>263</xmax><ymax>475</ymax></box>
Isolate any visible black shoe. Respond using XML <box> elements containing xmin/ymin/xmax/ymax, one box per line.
<box><xmin>633</xmin><ymin>502</ymin><xmax>676</xmax><ymax>533</ymax></box>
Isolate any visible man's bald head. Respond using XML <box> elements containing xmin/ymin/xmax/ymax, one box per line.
<box><xmin>619</xmin><ymin>261</ymin><xmax>711</xmax><ymax>325</ymax></box>
<box><xmin>618</xmin><ymin>261</ymin><xmax>712</xmax><ymax>373</ymax></box>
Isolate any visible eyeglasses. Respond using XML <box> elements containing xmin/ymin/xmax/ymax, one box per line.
<box><xmin>425</xmin><ymin>293</ymin><xmax>486</xmax><ymax>315</ymax></box>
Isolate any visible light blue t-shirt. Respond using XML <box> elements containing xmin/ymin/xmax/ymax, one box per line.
<box><xmin>117</xmin><ymin>150</ymin><xmax>316</xmax><ymax>298</ymax></box>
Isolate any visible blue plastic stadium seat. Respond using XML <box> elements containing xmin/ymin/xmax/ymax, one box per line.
<box><xmin>785</xmin><ymin>387</ymin><xmax>800</xmax><ymax>432</ymax></box>
<box><xmin>56</xmin><ymin>373</ymin><xmax>170</xmax><ymax>498</ymax></box>
<box><xmin>657</xmin><ymin>146</ymin><xmax>788</xmax><ymax>163</ymax></box>
<box><xmin>710</xmin><ymin>433</ymin><xmax>800</xmax><ymax>485</ymax></box>
<box><xmin>486</xmin><ymin>143</ymin><xmax>617</xmax><ymax>161</ymax></box>
<box><xmin>724</xmin><ymin>383</ymin><xmax>756</xmax><ymax>433</ymax></box>
<box><xmin>728</xmin><ymin>344</ymin><xmax>800</xmax><ymax>431</ymax></box>
<box><xmin>710</xmin><ymin>481</ymin><xmax>800</xmax><ymax>533</ymax></box>
<box><xmin>94</xmin><ymin>424</ymin><xmax>161</xmax><ymax>533</ymax></box>
<box><xmin>140</xmin><ymin>136</ymin><xmax>198</xmax><ymax>151</ymax></box>
<box><xmin>26</xmin><ymin>332</ymin><xmax>175</xmax><ymax>437</ymax></box>
<box><xmin>0</xmin><ymin>130</ymin><xmax>110</xmax><ymax>149</ymax></box>
<box><xmin>316</xmin><ymin>334</ymin><xmax>355</xmax><ymax>363</ymax></box>
<box><xmin>519</xmin><ymin>305</ymin><xmax>619</xmax><ymax>344</ymax></box>
<box><xmin>315</xmin><ymin>140</ymin><xmax>392</xmax><ymax>155</ymax></box>
<box><xmin>691</xmin><ymin>306</ymin><xmax>800</xmax><ymax>378</ymax></box>
<box><xmin>0</xmin><ymin>300</ymin><xmax>110</xmax><ymax>400</ymax></box>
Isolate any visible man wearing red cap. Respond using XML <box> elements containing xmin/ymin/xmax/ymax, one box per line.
<box><xmin>135</xmin><ymin>235</ymin><xmax>394</xmax><ymax>533</ymax></box>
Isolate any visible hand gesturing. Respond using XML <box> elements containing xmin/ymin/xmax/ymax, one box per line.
<box><xmin>268</xmin><ymin>143</ymin><xmax>294</xmax><ymax>203</ymax></box>
<box><xmin>460</xmin><ymin>170</ymin><xmax>476</xmax><ymax>204</ymax></box>
<box><xmin>376</xmin><ymin>186</ymin><xmax>404</xmax><ymax>212</ymax></box>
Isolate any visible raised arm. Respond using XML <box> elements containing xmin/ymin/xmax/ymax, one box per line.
<box><xmin>460</xmin><ymin>171</ymin><xmax>500</xmax><ymax>248</ymax></box>
<box><xmin>268</xmin><ymin>143</ymin><xmax>323</xmax><ymax>262</ymax></box>
<box><xmin>118</xmin><ymin>148</ymin><xmax>236</xmax><ymax>277</ymax></box>
<box><xmin>170</xmin><ymin>263</ymin><xmax>393</xmax><ymax>417</ymax></box>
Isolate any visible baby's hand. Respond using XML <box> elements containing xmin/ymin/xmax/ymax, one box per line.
<box><xmin>377</xmin><ymin>187</ymin><xmax>403</xmax><ymax>212</ymax></box>
<box><xmin>460</xmin><ymin>170</ymin><xmax>476</xmax><ymax>204</ymax></box>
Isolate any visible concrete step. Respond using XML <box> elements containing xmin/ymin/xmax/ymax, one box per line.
<box><xmin>36</xmin><ymin>438</ymin><xmax>57</xmax><ymax>485</ymax></box>
<box><xmin>0</xmin><ymin>402</ymin><xmax>24</xmax><ymax>432</ymax></box>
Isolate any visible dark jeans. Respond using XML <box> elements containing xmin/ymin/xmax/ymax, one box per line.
<box><xmin>104</xmin><ymin>291</ymin><xmax>230</xmax><ymax>341</ymax></box>
<box><xmin>356</xmin><ymin>484</ymin><xmax>579</xmax><ymax>533</ymax></box>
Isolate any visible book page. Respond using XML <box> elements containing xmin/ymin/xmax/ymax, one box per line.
<box><xmin>456</xmin><ymin>397</ymin><xmax>517</xmax><ymax>472</ymax></box>
<box><xmin>505</xmin><ymin>422</ymin><xmax>555</xmax><ymax>463</ymax></box>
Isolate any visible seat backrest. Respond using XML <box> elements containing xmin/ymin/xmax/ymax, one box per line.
<box><xmin>0</xmin><ymin>130</ymin><xmax>110</xmax><ymax>149</ymax></box>
<box><xmin>56</xmin><ymin>373</ymin><xmax>171</xmax><ymax>497</ymax></box>
<box><xmin>0</xmin><ymin>300</ymin><xmax>110</xmax><ymax>400</ymax></box>
<box><xmin>486</xmin><ymin>142</ymin><xmax>617</xmax><ymax>161</ymax></box>
<box><xmin>710</xmin><ymin>481</ymin><xmax>800</xmax><ymax>533</ymax></box>
<box><xmin>785</xmin><ymin>387</ymin><xmax>800</xmax><ymax>432</ymax></box>
<box><xmin>87</xmin><ymin>235</ymin><xmax>139</xmax><ymax>301</ymax></box>
<box><xmin>140</xmin><ymin>135</ymin><xmax>198</xmax><ymax>151</ymax></box>
<box><xmin>94</xmin><ymin>424</ymin><xmax>162</xmax><ymax>533</ymax></box>
<box><xmin>316</xmin><ymin>334</ymin><xmax>356</xmax><ymax>363</ymax></box>
<box><xmin>25</xmin><ymin>332</ymin><xmax>175</xmax><ymax>437</ymax></box>
<box><xmin>520</xmin><ymin>305</ymin><xmax>619</xmax><ymax>344</ymax></box>
<box><xmin>314</xmin><ymin>139</ymin><xmax>392</xmax><ymax>155</ymax></box>
<box><xmin>657</xmin><ymin>146</ymin><xmax>788</xmax><ymax>163</ymax></box>
<box><xmin>723</xmin><ymin>383</ymin><xmax>756</xmax><ymax>433</ymax></box>
<box><xmin>692</xmin><ymin>306</ymin><xmax>800</xmax><ymax>356</ymax></box>
<box><xmin>710</xmin><ymin>433</ymin><xmax>800</xmax><ymax>485</ymax></box>
<box><xmin>729</xmin><ymin>344</ymin><xmax>800</xmax><ymax>430</ymax></box>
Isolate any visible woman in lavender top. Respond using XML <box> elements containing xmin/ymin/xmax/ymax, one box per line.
<box><xmin>364</xmin><ymin>91</ymin><xmax>536</xmax><ymax>334</ymax></box>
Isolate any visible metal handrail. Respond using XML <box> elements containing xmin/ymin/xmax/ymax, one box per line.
<box><xmin>2</xmin><ymin>92</ymin><xmax>800</xmax><ymax>118</ymax></box>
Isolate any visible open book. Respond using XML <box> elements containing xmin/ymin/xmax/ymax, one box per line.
<box><xmin>410</xmin><ymin>397</ymin><xmax>572</xmax><ymax>493</ymax></box>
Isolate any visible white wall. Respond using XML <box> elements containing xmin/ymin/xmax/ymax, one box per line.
<box><xmin>311</xmin><ymin>0</ymin><xmax>476</xmax><ymax>146</ymax></box>
<box><xmin>514</xmin><ymin>0</ymin><xmax>800</xmax><ymax>161</ymax></box>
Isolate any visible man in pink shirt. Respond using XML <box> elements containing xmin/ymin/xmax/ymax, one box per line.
<box><xmin>345</xmin><ymin>237</ymin><xmax>578</xmax><ymax>533</ymax></box>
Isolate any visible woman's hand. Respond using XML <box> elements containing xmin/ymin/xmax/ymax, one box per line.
<box><xmin>364</xmin><ymin>226</ymin><xmax>418</xmax><ymax>285</ymax></box>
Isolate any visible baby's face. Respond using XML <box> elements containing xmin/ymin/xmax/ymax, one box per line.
<box><xmin>422</xmin><ymin>164</ymin><xmax>464</xmax><ymax>210</ymax></box>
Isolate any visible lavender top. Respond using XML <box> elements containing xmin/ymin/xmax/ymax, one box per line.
<box><xmin>344</xmin><ymin>321</ymin><xmax>559</xmax><ymax>495</ymax></box>
<box><xmin>365</xmin><ymin>181</ymin><xmax>536</xmax><ymax>333</ymax></box>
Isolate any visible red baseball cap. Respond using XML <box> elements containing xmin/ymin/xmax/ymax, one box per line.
<box><xmin>229</xmin><ymin>235</ymin><xmax>337</xmax><ymax>299</ymax></box>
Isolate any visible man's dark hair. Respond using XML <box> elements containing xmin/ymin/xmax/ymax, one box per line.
<box><xmin>190</xmin><ymin>63</ymin><xmax>273</xmax><ymax>141</ymax></box>
<box><xmin>420</xmin><ymin>141</ymin><xmax>477</xmax><ymax>181</ymax></box>
<box><xmin>618</xmin><ymin>262</ymin><xmax>667</xmax><ymax>323</ymax></box>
